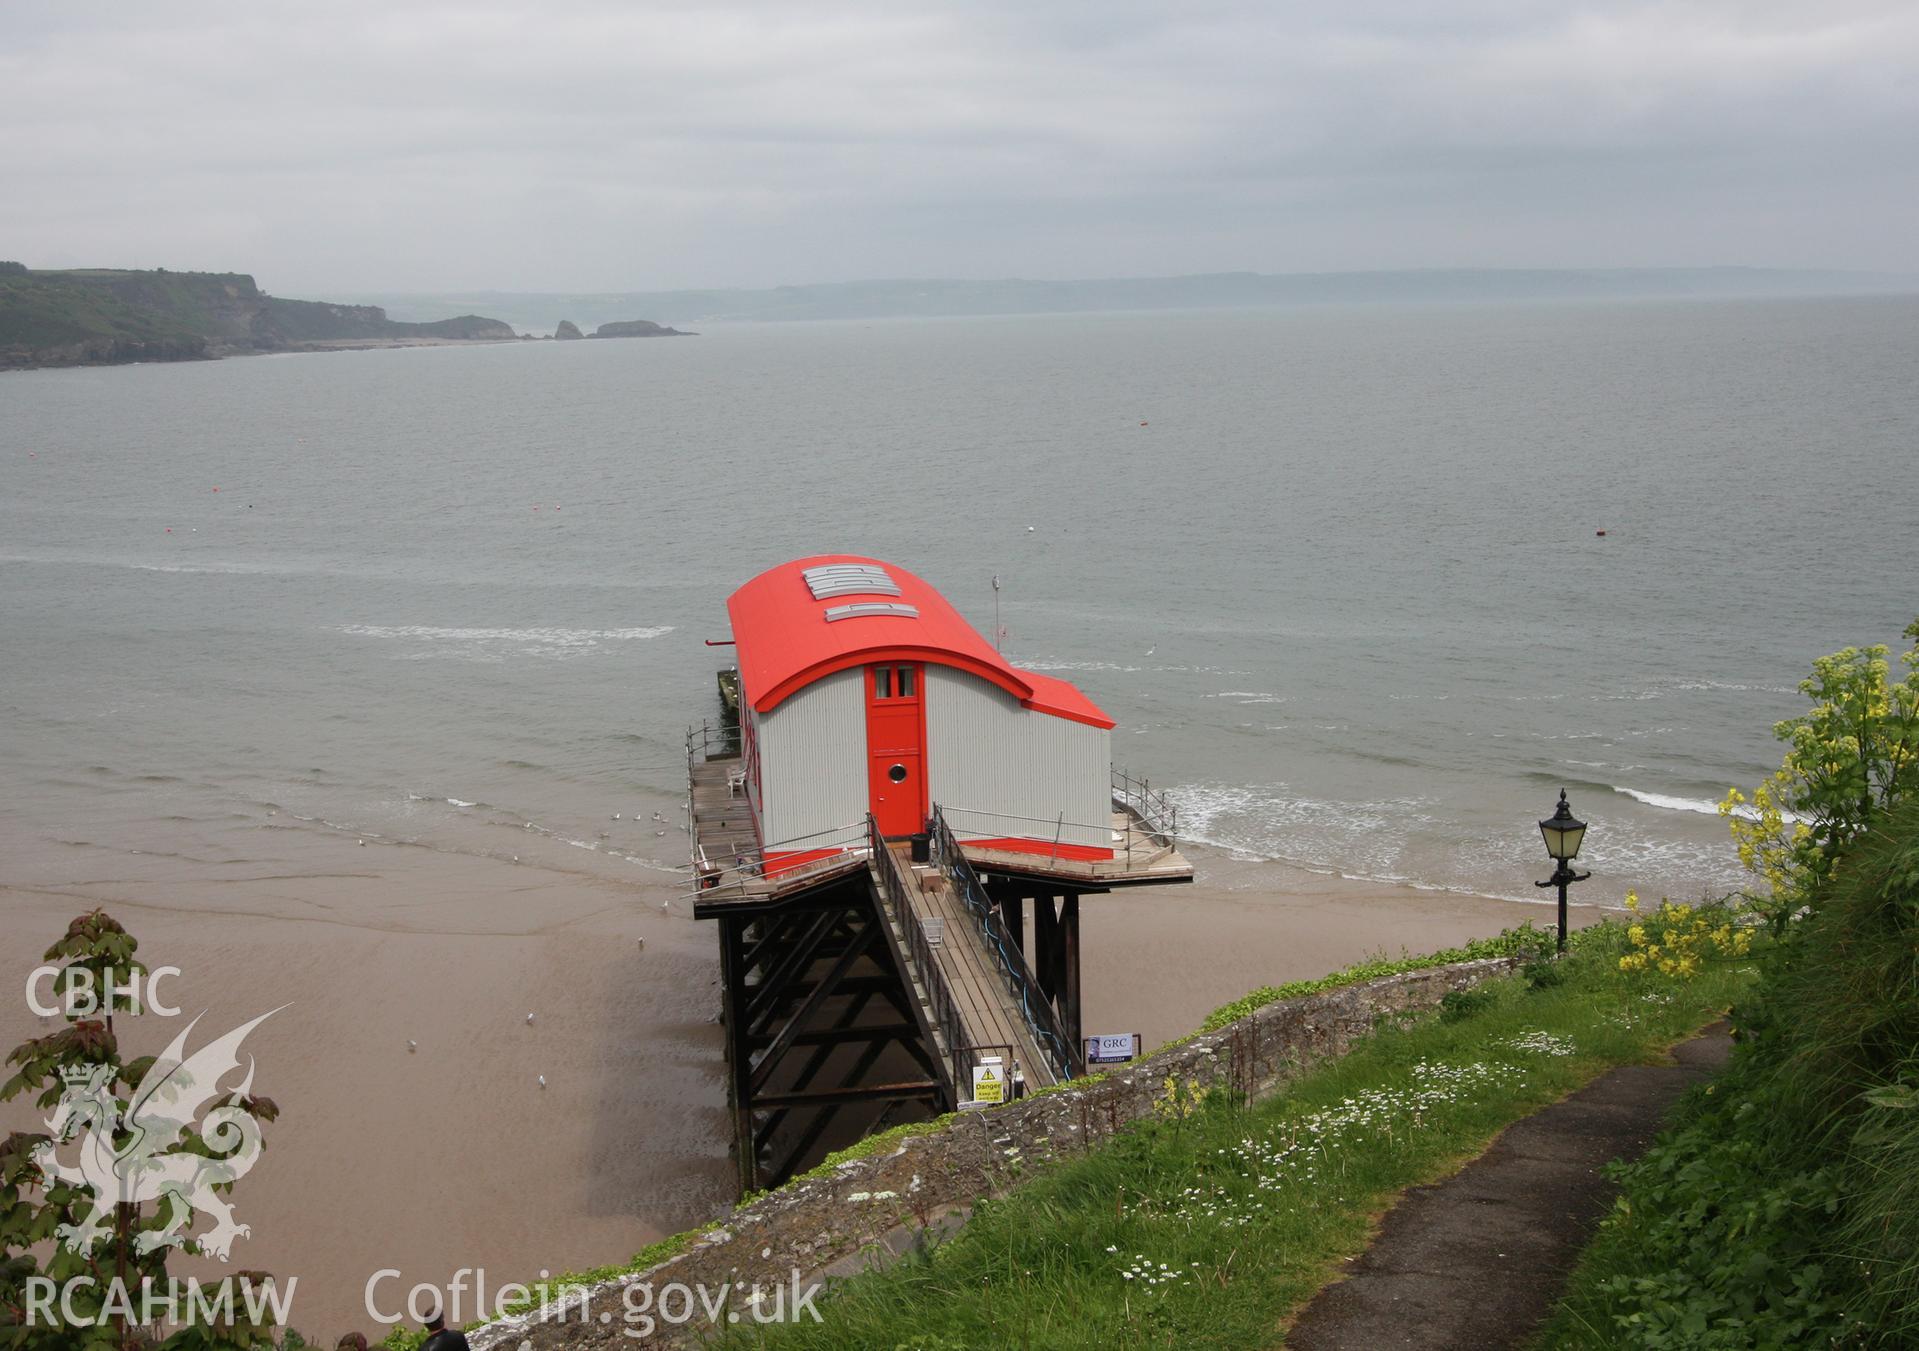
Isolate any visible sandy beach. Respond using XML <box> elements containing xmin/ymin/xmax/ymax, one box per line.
<box><xmin>0</xmin><ymin>811</ymin><xmax>1610</xmax><ymax>1340</ymax></box>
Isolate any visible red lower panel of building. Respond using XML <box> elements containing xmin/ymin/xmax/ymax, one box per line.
<box><xmin>953</xmin><ymin>837</ymin><xmax>1115</xmax><ymax>862</ymax></box>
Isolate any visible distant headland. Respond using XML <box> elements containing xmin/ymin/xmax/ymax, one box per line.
<box><xmin>349</xmin><ymin>265</ymin><xmax>1916</xmax><ymax>331</ymax></box>
<box><xmin>554</xmin><ymin>317</ymin><xmax>692</xmax><ymax>341</ymax></box>
<box><xmin>0</xmin><ymin>262</ymin><xmax>690</xmax><ymax>370</ymax></box>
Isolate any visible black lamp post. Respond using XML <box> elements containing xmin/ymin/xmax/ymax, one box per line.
<box><xmin>1534</xmin><ymin>789</ymin><xmax>1591</xmax><ymax>952</ymax></box>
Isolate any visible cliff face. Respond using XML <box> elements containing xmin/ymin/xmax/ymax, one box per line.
<box><xmin>0</xmin><ymin>267</ymin><xmax>518</xmax><ymax>369</ymax></box>
<box><xmin>255</xmin><ymin>297</ymin><xmax>517</xmax><ymax>343</ymax></box>
<box><xmin>0</xmin><ymin>269</ymin><xmax>256</xmax><ymax>367</ymax></box>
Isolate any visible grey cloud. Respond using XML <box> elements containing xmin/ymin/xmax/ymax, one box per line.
<box><xmin>3</xmin><ymin>1</ymin><xmax>1914</xmax><ymax>291</ymax></box>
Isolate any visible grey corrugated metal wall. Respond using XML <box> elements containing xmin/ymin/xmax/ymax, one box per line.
<box><xmin>755</xmin><ymin>667</ymin><xmax>868</xmax><ymax>845</ymax></box>
<box><xmin>742</xmin><ymin>703</ymin><xmax>763</xmax><ymax>825</ymax></box>
<box><xmin>923</xmin><ymin>666</ymin><xmax>1112</xmax><ymax>848</ymax></box>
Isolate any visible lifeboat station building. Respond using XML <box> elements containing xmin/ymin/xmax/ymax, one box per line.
<box><xmin>687</xmin><ymin>555</ymin><xmax>1190</xmax><ymax>1191</ymax></box>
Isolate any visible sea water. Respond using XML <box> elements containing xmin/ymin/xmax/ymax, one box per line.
<box><xmin>3</xmin><ymin>295</ymin><xmax>1916</xmax><ymax>905</ymax></box>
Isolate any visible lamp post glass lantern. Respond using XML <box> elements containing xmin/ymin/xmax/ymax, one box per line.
<box><xmin>1535</xmin><ymin>789</ymin><xmax>1592</xmax><ymax>952</ymax></box>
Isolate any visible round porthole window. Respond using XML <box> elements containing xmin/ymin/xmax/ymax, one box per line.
<box><xmin>888</xmin><ymin>763</ymin><xmax>908</xmax><ymax>783</ymax></box>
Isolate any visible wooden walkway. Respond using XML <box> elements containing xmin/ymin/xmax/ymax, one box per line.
<box><xmin>689</xmin><ymin>755</ymin><xmax>869</xmax><ymax>909</ymax></box>
<box><xmin>689</xmin><ymin>753</ymin><xmax>756</xmax><ymax>871</ymax></box>
<box><xmin>689</xmin><ymin>754</ymin><xmax>1061</xmax><ymax>1097</ymax></box>
<box><xmin>876</xmin><ymin>844</ymin><xmax>1059</xmax><ymax>1094</ymax></box>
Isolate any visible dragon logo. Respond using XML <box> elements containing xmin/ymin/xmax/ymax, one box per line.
<box><xmin>33</xmin><ymin>1007</ymin><xmax>283</xmax><ymax>1262</ymax></box>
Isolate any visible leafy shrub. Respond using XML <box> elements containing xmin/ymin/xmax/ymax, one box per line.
<box><xmin>1547</xmin><ymin>795</ymin><xmax>1919</xmax><ymax>1347</ymax></box>
<box><xmin>1720</xmin><ymin>619</ymin><xmax>1919</xmax><ymax>918</ymax></box>
<box><xmin>1615</xmin><ymin>891</ymin><xmax>1754</xmax><ymax>978</ymax></box>
<box><xmin>1440</xmin><ymin>988</ymin><xmax>1497</xmax><ymax>1022</ymax></box>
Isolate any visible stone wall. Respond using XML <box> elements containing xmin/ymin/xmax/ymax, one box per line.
<box><xmin>474</xmin><ymin>956</ymin><xmax>1518</xmax><ymax>1349</ymax></box>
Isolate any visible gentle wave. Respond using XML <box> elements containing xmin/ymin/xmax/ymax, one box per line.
<box><xmin>1168</xmin><ymin>781</ymin><xmax>1549</xmax><ymax>904</ymax></box>
<box><xmin>1673</xmin><ymin>678</ymin><xmax>1797</xmax><ymax>695</ymax></box>
<box><xmin>338</xmin><ymin>623</ymin><xmax>673</xmax><ymax>659</ymax></box>
<box><xmin>1213</xmin><ymin>690</ymin><xmax>1290</xmax><ymax>704</ymax></box>
<box><xmin>1169</xmin><ymin>778</ymin><xmax>1745</xmax><ymax>903</ymax></box>
<box><xmin>1014</xmin><ymin>658</ymin><xmax>1141</xmax><ymax>673</ymax></box>
<box><xmin>1613</xmin><ymin>785</ymin><xmax>1788</xmax><ymax>823</ymax></box>
<box><xmin>341</xmin><ymin>624</ymin><xmax>672</xmax><ymax>643</ymax></box>
<box><xmin>1595</xmin><ymin>677</ymin><xmax>1800</xmax><ymax>702</ymax></box>
<box><xmin>1013</xmin><ymin>658</ymin><xmax>1251</xmax><ymax>676</ymax></box>
<box><xmin>405</xmin><ymin>792</ymin><xmax>480</xmax><ymax>808</ymax></box>
<box><xmin>1613</xmin><ymin>787</ymin><xmax>1725</xmax><ymax>817</ymax></box>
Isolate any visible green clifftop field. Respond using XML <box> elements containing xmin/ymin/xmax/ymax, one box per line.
<box><xmin>0</xmin><ymin>263</ymin><xmax>517</xmax><ymax>369</ymax></box>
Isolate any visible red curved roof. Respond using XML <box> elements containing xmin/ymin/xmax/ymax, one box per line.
<box><xmin>726</xmin><ymin>555</ymin><xmax>1114</xmax><ymax>729</ymax></box>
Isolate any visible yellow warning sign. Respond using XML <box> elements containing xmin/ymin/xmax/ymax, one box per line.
<box><xmin>971</xmin><ymin>1062</ymin><xmax>1004</xmax><ymax>1105</ymax></box>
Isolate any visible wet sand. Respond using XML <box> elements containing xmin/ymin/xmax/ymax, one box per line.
<box><xmin>0</xmin><ymin>825</ymin><xmax>1608</xmax><ymax>1340</ymax></box>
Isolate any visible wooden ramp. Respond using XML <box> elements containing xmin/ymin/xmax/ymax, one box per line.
<box><xmin>869</xmin><ymin>844</ymin><xmax>1063</xmax><ymax>1097</ymax></box>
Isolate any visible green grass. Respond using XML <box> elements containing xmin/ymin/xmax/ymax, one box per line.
<box><xmin>361</xmin><ymin>937</ymin><xmax>1560</xmax><ymax>1346</ymax></box>
<box><xmin>1187</xmin><ymin>926</ymin><xmax>1547</xmax><ymax>1039</ymax></box>
<box><xmin>352</xmin><ymin>932</ymin><xmax>1560</xmax><ymax>1349</ymax></box>
<box><xmin>769</xmin><ymin>928</ymin><xmax>1552</xmax><ymax>1200</ymax></box>
<box><xmin>719</xmin><ymin>922</ymin><xmax>1753</xmax><ymax>1349</ymax></box>
<box><xmin>1537</xmin><ymin>798</ymin><xmax>1919</xmax><ymax>1349</ymax></box>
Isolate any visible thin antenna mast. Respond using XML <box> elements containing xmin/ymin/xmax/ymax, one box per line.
<box><xmin>992</xmin><ymin>574</ymin><xmax>1003</xmax><ymax>652</ymax></box>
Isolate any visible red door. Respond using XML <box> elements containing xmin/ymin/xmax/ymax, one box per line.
<box><xmin>866</xmin><ymin>662</ymin><xmax>926</xmax><ymax>837</ymax></box>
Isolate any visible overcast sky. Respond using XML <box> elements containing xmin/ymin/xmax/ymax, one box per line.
<box><xmin>5</xmin><ymin>1</ymin><xmax>1916</xmax><ymax>294</ymax></box>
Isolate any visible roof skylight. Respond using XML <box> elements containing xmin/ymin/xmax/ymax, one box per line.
<box><xmin>823</xmin><ymin>602</ymin><xmax>920</xmax><ymax>622</ymax></box>
<box><xmin>803</xmin><ymin>563</ymin><xmax>901</xmax><ymax>600</ymax></box>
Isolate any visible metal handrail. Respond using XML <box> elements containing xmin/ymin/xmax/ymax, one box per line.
<box><xmin>938</xmin><ymin>804</ymin><xmax>1181</xmax><ymax>872</ymax></box>
<box><xmin>686</xmin><ymin>719</ymin><xmax>740</xmax><ymax>766</ymax></box>
<box><xmin>866</xmin><ymin>816</ymin><xmax>975</xmax><ymax>1098</ymax></box>
<box><xmin>687</xmin><ymin>819</ymin><xmax>871</xmax><ymax>901</ymax></box>
<box><xmin>1112</xmin><ymin>766</ymin><xmax>1178</xmax><ymax>844</ymax></box>
<box><xmin>927</xmin><ymin>806</ymin><xmax>1074</xmax><ymax>1081</ymax></box>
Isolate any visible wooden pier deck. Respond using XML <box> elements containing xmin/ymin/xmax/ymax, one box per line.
<box><xmin>689</xmin><ymin>754</ymin><xmax>871</xmax><ymax>911</ymax></box>
<box><xmin>688</xmin><ymin>736</ymin><xmax>1195</xmax><ymax>1183</ymax></box>
<box><xmin>956</xmin><ymin>810</ymin><xmax>1193</xmax><ymax>888</ymax></box>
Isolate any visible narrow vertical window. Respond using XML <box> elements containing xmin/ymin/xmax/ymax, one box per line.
<box><xmin>897</xmin><ymin>666</ymin><xmax>915</xmax><ymax>698</ymax></box>
<box><xmin>875</xmin><ymin>667</ymin><xmax>893</xmax><ymax>699</ymax></box>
